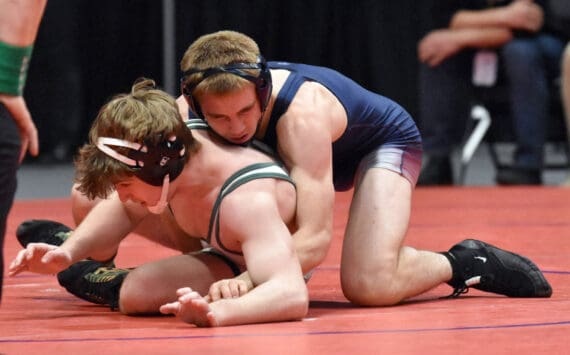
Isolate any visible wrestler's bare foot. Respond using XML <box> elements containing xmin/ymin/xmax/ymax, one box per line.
<box><xmin>160</xmin><ymin>287</ymin><xmax>218</xmax><ymax>327</ymax></box>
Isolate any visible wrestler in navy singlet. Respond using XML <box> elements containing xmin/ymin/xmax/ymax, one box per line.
<box><xmin>265</xmin><ymin>62</ymin><xmax>422</xmax><ymax>191</ymax></box>
<box><xmin>187</xmin><ymin>62</ymin><xmax>423</xmax><ymax>190</ymax></box>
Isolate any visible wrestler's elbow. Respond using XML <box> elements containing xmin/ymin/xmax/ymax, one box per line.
<box><xmin>297</xmin><ymin>229</ymin><xmax>332</xmax><ymax>273</ymax></box>
<box><xmin>285</xmin><ymin>281</ymin><xmax>309</xmax><ymax>320</ymax></box>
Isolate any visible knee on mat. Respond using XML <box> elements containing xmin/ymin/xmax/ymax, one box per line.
<box><xmin>118</xmin><ymin>270</ymin><xmax>158</xmax><ymax>315</ymax></box>
<box><xmin>340</xmin><ymin>271</ymin><xmax>402</xmax><ymax>306</ymax></box>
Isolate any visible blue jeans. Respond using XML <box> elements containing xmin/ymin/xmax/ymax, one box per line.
<box><xmin>419</xmin><ymin>33</ymin><xmax>566</xmax><ymax>169</ymax></box>
<box><xmin>0</xmin><ymin>102</ymin><xmax>21</xmax><ymax>303</ymax></box>
<box><xmin>501</xmin><ymin>34</ymin><xmax>566</xmax><ymax>168</ymax></box>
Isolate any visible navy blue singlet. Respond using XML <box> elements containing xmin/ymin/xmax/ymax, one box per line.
<box><xmin>265</xmin><ymin>62</ymin><xmax>422</xmax><ymax>191</ymax></box>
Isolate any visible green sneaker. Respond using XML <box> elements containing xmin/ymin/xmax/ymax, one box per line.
<box><xmin>57</xmin><ymin>260</ymin><xmax>130</xmax><ymax>310</ymax></box>
<box><xmin>16</xmin><ymin>219</ymin><xmax>72</xmax><ymax>247</ymax></box>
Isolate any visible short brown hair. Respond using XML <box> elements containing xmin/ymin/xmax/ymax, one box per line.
<box><xmin>180</xmin><ymin>30</ymin><xmax>262</xmax><ymax>98</ymax></box>
<box><xmin>75</xmin><ymin>78</ymin><xmax>198</xmax><ymax>199</ymax></box>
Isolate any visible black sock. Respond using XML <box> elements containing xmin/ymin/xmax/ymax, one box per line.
<box><xmin>440</xmin><ymin>251</ymin><xmax>461</xmax><ymax>287</ymax></box>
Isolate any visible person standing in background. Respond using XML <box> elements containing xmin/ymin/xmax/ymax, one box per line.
<box><xmin>0</xmin><ymin>0</ymin><xmax>46</xmax><ymax>303</ymax></box>
<box><xmin>553</xmin><ymin>0</ymin><xmax>570</xmax><ymax>184</ymax></box>
<box><xmin>418</xmin><ymin>0</ymin><xmax>568</xmax><ymax>185</ymax></box>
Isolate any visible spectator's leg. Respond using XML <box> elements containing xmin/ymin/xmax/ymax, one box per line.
<box><xmin>561</xmin><ymin>43</ymin><xmax>570</xmax><ymax>185</ymax></box>
<box><xmin>564</xmin><ymin>43</ymin><xmax>570</xmax><ymax>132</ymax></box>
<box><xmin>498</xmin><ymin>35</ymin><xmax>565</xmax><ymax>184</ymax></box>
<box><xmin>417</xmin><ymin>51</ymin><xmax>474</xmax><ymax>185</ymax></box>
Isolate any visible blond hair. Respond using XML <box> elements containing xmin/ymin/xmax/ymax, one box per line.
<box><xmin>75</xmin><ymin>78</ymin><xmax>198</xmax><ymax>199</ymax></box>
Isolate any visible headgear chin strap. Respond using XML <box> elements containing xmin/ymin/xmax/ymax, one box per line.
<box><xmin>146</xmin><ymin>174</ymin><xmax>170</xmax><ymax>215</ymax></box>
<box><xmin>181</xmin><ymin>55</ymin><xmax>272</xmax><ymax>118</ymax></box>
<box><xmin>96</xmin><ymin>136</ymin><xmax>186</xmax><ymax>214</ymax></box>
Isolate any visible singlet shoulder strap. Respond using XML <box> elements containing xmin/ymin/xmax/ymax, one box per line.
<box><xmin>266</xmin><ymin>72</ymin><xmax>306</xmax><ymax>147</ymax></box>
<box><xmin>206</xmin><ymin>162</ymin><xmax>295</xmax><ymax>255</ymax></box>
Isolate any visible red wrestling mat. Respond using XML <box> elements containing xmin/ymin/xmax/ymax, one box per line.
<box><xmin>1</xmin><ymin>187</ymin><xmax>569</xmax><ymax>354</ymax></box>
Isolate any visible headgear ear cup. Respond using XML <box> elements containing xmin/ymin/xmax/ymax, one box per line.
<box><xmin>181</xmin><ymin>55</ymin><xmax>272</xmax><ymax>118</ymax></box>
<box><xmin>97</xmin><ymin>136</ymin><xmax>186</xmax><ymax>187</ymax></box>
<box><xmin>181</xmin><ymin>81</ymin><xmax>203</xmax><ymax>118</ymax></box>
<box><xmin>96</xmin><ymin>136</ymin><xmax>186</xmax><ymax>214</ymax></box>
<box><xmin>254</xmin><ymin>55</ymin><xmax>272</xmax><ymax>112</ymax></box>
<box><xmin>128</xmin><ymin>137</ymin><xmax>186</xmax><ymax>186</ymax></box>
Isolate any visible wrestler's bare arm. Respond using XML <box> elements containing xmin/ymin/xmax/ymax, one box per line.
<box><xmin>10</xmin><ymin>194</ymin><xmax>145</xmax><ymax>275</ymax></box>
<box><xmin>161</xmin><ymin>180</ymin><xmax>308</xmax><ymax>326</ymax></box>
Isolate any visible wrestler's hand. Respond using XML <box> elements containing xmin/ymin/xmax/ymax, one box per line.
<box><xmin>0</xmin><ymin>94</ymin><xmax>39</xmax><ymax>162</ymax></box>
<box><xmin>8</xmin><ymin>242</ymin><xmax>72</xmax><ymax>276</ymax></box>
<box><xmin>205</xmin><ymin>278</ymin><xmax>250</xmax><ymax>302</ymax></box>
<box><xmin>160</xmin><ymin>287</ymin><xmax>219</xmax><ymax>327</ymax></box>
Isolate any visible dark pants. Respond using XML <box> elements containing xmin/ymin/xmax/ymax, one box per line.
<box><xmin>419</xmin><ymin>34</ymin><xmax>566</xmax><ymax>169</ymax></box>
<box><xmin>0</xmin><ymin>103</ymin><xmax>21</xmax><ymax>303</ymax></box>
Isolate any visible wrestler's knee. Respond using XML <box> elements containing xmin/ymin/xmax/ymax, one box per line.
<box><xmin>340</xmin><ymin>262</ymin><xmax>402</xmax><ymax>306</ymax></box>
<box><xmin>118</xmin><ymin>268</ymin><xmax>163</xmax><ymax>315</ymax></box>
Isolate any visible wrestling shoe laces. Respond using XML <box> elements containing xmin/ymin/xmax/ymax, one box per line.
<box><xmin>57</xmin><ymin>260</ymin><xmax>129</xmax><ymax>311</ymax></box>
<box><xmin>443</xmin><ymin>239</ymin><xmax>552</xmax><ymax>298</ymax></box>
<box><xmin>16</xmin><ymin>219</ymin><xmax>73</xmax><ymax>247</ymax></box>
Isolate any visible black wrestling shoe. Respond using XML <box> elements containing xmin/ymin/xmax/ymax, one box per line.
<box><xmin>57</xmin><ymin>260</ymin><xmax>129</xmax><ymax>310</ymax></box>
<box><xmin>16</xmin><ymin>219</ymin><xmax>72</xmax><ymax>247</ymax></box>
<box><xmin>443</xmin><ymin>239</ymin><xmax>552</xmax><ymax>298</ymax></box>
